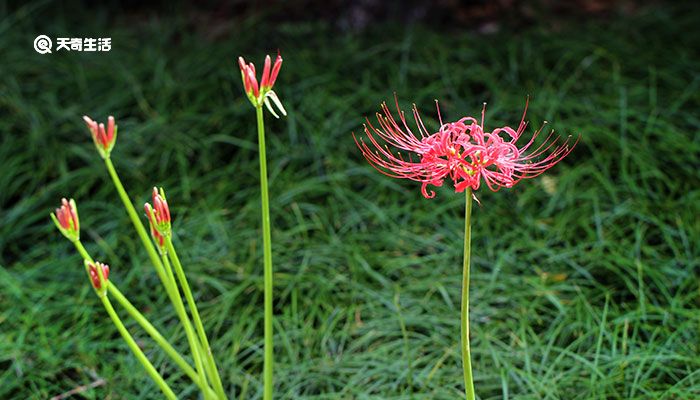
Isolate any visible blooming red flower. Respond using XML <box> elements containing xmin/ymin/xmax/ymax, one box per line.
<box><xmin>83</xmin><ymin>115</ymin><xmax>117</xmax><ymax>158</ymax></box>
<box><xmin>87</xmin><ymin>261</ymin><xmax>110</xmax><ymax>290</ymax></box>
<box><xmin>144</xmin><ymin>187</ymin><xmax>171</xmax><ymax>250</ymax></box>
<box><xmin>354</xmin><ymin>98</ymin><xmax>577</xmax><ymax>198</ymax></box>
<box><xmin>51</xmin><ymin>198</ymin><xmax>80</xmax><ymax>241</ymax></box>
<box><xmin>238</xmin><ymin>53</ymin><xmax>287</xmax><ymax>118</ymax></box>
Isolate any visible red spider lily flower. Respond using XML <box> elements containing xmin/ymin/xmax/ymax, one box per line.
<box><xmin>353</xmin><ymin>97</ymin><xmax>577</xmax><ymax>199</ymax></box>
<box><xmin>51</xmin><ymin>198</ymin><xmax>80</xmax><ymax>241</ymax></box>
<box><xmin>144</xmin><ymin>187</ymin><xmax>171</xmax><ymax>250</ymax></box>
<box><xmin>83</xmin><ymin>115</ymin><xmax>118</xmax><ymax>158</ymax></box>
<box><xmin>238</xmin><ymin>53</ymin><xmax>287</xmax><ymax>118</ymax></box>
<box><xmin>86</xmin><ymin>260</ymin><xmax>110</xmax><ymax>290</ymax></box>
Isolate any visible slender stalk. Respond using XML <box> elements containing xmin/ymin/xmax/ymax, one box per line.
<box><xmin>103</xmin><ymin>158</ymin><xmax>207</xmax><ymax>382</ymax></box>
<box><xmin>461</xmin><ymin>188</ymin><xmax>475</xmax><ymax>400</ymax></box>
<box><xmin>99</xmin><ymin>294</ymin><xmax>177</xmax><ymax>400</ymax></box>
<box><xmin>166</xmin><ymin>238</ymin><xmax>227</xmax><ymax>400</ymax></box>
<box><xmin>103</xmin><ymin>158</ymin><xmax>168</xmax><ymax>285</ymax></box>
<box><xmin>74</xmin><ymin>240</ymin><xmax>217</xmax><ymax>398</ymax></box>
<box><xmin>160</xmin><ymin>252</ymin><xmax>211</xmax><ymax>399</ymax></box>
<box><xmin>73</xmin><ymin>240</ymin><xmax>92</xmax><ymax>262</ymax></box>
<box><xmin>109</xmin><ymin>285</ymin><xmax>219</xmax><ymax>399</ymax></box>
<box><xmin>255</xmin><ymin>105</ymin><xmax>274</xmax><ymax>400</ymax></box>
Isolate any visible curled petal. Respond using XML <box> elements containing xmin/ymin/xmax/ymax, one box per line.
<box><xmin>264</xmin><ymin>96</ymin><xmax>279</xmax><ymax>119</ymax></box>
<box><xmin>265</xmin><ymin>90</ymin><xmax>287</xmax><ymax>117</ymax></box>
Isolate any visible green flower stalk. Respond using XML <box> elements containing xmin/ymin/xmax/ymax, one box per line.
<box><xmin>146</xmin><ymin>187</ymin><xmax>227</xmax><ymax>399</ymax></box>
<box><xmin>51</xmin><ymin>199</ymin><xmax>177</xmax><ymax>399</ymax></box>
<box><xmin>72</xmin><ymin>116</ymin><xmax>226</xmax><ymax>398</ymax></box>
<box><xmin>72</xmin><ymin>239</ymin><xmax>218</xmax><ymax>398</ymax></box>
<box><xmin>144</xmin><ymin>187</ymin><xmax>216</xmax><ymax>398</ymax></box>
<box><xmin>239</xmin><ymin>52</ymin><xmax>286</xmax><ymax>400</ymax></box>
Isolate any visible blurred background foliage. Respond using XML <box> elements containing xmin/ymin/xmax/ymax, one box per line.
<box><xmin>0</xmin><ymin>0</ymin><xmax>698</xmax><ymax>399</ymax></box>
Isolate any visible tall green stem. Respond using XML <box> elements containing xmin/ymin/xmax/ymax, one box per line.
<box><xmin>166</xmin><ymin>238</ymin><xmax>227</xmax><ymax>400</ymax></box>
<box><xmin>73</xmin><ymin>240</ymin><xmax>217</xmax><ymax>398</ymax></box>
<box><xmin>461</xmin><ymin>188</ymin><xmax>475</xmax><ymax>400</ymax></box>
<box><xmin>255</xmin><ymin>105</ymin><xmax>274</xmax><ymax>400</ymax></box>
<box><xmin>100</xmin><ymin>293</ymin><xmax>177</xmax><ymax>399</ymax></box>
<box><xmin>104</xmin><ymin>158</ymin><xmax>167</xmax><ymax>284</ymax></box>
<box><xmin>102</xmin><ymin>158</ymin><xmax>211</xmax><ymax>397</ymax></box>
<box><xmin>161</xmin><ymin>252</ymin><xmax>210</xmax><ymax>398</ymax></box>
<box><xmin>110</xmin><ymin>285</ymin><xmax>218</xmax><ymax>399</ymax></box>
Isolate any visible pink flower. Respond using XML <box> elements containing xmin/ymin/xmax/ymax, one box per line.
<box><xmin>238</xmin><ymin>53</ymin><xmax>287</xmax><ymax>118</ymax></box>
<box><xmin>87</xmin><ymin>261</ymin><xmax>110</xmax><ymax>290</ymax></box>
<box><xmin>354</xmin><ymin>98</ymin><xmax>577</xmax><ymax>199</ymax></box>
<box><xmin>83</xmin><ymin>115</ymin><xmax>118</xmax><ymax>158</ymax></box>
<box><xmin>144</xmin><ymin>187</ymin><xmax>171</xmax><ymax>250</ymax></box>
<box><xmin>51</xmin><ymin>198</ymin><xmax>80</xmax><ymax>241</ymax></box>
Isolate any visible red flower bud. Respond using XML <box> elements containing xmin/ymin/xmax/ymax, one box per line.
<box><xmin>51</xmin><ymin>198</ymin><xmax>80</xmax><ymax>241</ymax></box>
<box><xmin>145</xmin><ymin>203</ymin><xmax>165</xmax><ymax>248</ymax></box>
<box><xmin>144</xmin><ymin>187</ymin><xmax>171</xmax><ymax>251</ymax></box>
<box><xmin>87</xmin><ymin>261</ymin><xmax>110</xmax><ymax>290</ymax></box>
<box><xmin>152</xmin><ymin>187</ymin><xmax>171</xmax><ymax>224</ymax></box>
<box><xmin>83</xmin><ymin>115</ymin><xmax>118</xmax><ymax>158</ymax></box>
<box><xmin>238</xmin><ymin>52</ymin><xmax>285</xmax><ymax>117</ymax></box>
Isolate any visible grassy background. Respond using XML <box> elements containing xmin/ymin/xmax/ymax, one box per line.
<box><xmin>1</xmin><ymin>1</ymin><xmax>699</xmax><ymax>399</ymax></box>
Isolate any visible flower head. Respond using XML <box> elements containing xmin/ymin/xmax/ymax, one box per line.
<box><xmin>86</xmin><ymin>260</ymin><xmax>110</xmax><ymax>291</ymax></box>
<box><xmin>144</xmin><ymin>187</ymin><xmax>171</xmax><ymax>251</ymax></box>
<box><xmin>83</xmin><ymin>115</ymin><xmax>118</xmax><ymax>159</ymax></box>
<box><xmin>51</xmin><ymin>198</ymin><xmax>80</xmax><ymax>241</ymax></box>
<box><xmin>354</xmin><ymin>97</ymin><xmax>577</xmax><ymax>199</ymax></box>
<box><xmin>238</xmin><ymin>53</ymin><xmax>287</xmax><ymax>118</ymax></box>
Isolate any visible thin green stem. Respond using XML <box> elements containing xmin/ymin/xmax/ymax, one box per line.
<box><xmin>461</xmin><ymin>188</ymin><xmax>475</xmax><ymax>400</ymax></box>
<box><xmin>98</xmin><ymin>158</ymin><xmax>215</xmax><ymax>398</ymax></box>
<box><xmin>74</xmin><ymin>240</ymin><xmax>217</xmax><ymax>398</ymax></box>
<box><xmin>99</xmin><ymin>294</ymin><xmax>177</xmax><ymax>400</ymax></box>
<box><xmin>109</xmin><ymin>285</ymin><xmax>218</xmax><ymax>399</ymax></box>
<box><xmin>255</xmin><ymin>105</ymin><xmax>274</xmax><ymax>400</ymax></box>
<box><xmin>103</xmin><ymin>158</ymin><xmax>168</xmax><ymax>285</ymax></box>
<box><xmin>166</xmin><ymin>238</ymin><xmax>227</xmax><ymax>400</ymax></box>
<box><xmin>160</xmin><ymin>252</ymin><xmax>210</xmax><ymax>399</ymax></box>
<box><xmin>73</xmin><ymin>240</ymin><xmax>92</xmax><ymax>262</ymax></box>
<box><xmin>101</xmin><ymin>159</ymin><xmax>212</xmax><ymax>398</ymax></box>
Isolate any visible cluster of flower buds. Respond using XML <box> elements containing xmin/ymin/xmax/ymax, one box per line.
<box><xmin>50</xmin><ymin>199</ymin><xmax>112</xmax><ymax>293</ymax></box>
<box><xmin>86</xmin><ymin>260</ymin><xmax>110</xmax><ymax>291</ymax></box>
<box><xmin>83</xmin><ymin>115</ymin><xmax>118</xmax><ymax>159</ymax></box>
<box><xmin>238</xmin><ymin>53</ymin><xmax>287</xmax><ymax>118</ymax></box>
<box><xmin>144</xmin><ymin>187</ymin><xmax>171</xmax><ymax>252</ymax></box>
<box><xmin>51</xmin><ymin>198</ymin><xmax>80</xmax><ymax>242</ymax></box>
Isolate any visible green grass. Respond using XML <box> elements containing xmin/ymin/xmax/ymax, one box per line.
<box><xmin>1</xmin><ymin>2</ymin><xmax>699</xmax><ymax>399</ymax></box>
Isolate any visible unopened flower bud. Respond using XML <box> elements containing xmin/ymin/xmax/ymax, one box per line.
<box><xmin>83</xmin><ymin>115</ymin><xmax>118</xmax><ymax>159</ymax></box>
<box><xmin>86</xmin><ymin>260</ymin><xmax>110</xmax><ymax>290</ymax></box>
<box><xmin>51</xmin><ymin>198</ymin><xmax>80</xmax><ymax>241</ymax></box>
<box><xmin>238</xmin><ymin>53</ymin><xmax>286</xmax><ymax>118</ymax></box>
<box><xmin>144</xmin><ymin>187</ymin><xmax>171</xmax><ymax>252</ymax></box>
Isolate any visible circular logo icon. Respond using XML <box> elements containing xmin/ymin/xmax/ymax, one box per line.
<box><xmin>34</xmin><ymin>35</ymin><xmax>52</xmax><ymax>54</ymax></box>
